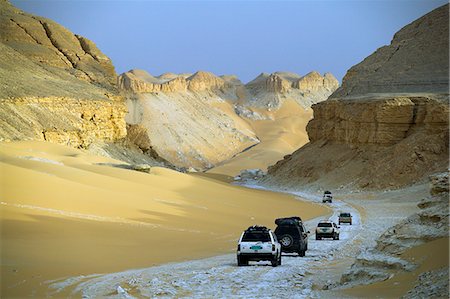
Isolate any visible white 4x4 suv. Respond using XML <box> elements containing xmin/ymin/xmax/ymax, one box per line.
<box><xmin>315</xmin><ymin>220</ymin><xmax>340</xmax><ymax>240</ymax></box>
<box><xmin>237</xmin><ymin>226</ymin><xmax>282</xmax><ymax>267</ymax></box>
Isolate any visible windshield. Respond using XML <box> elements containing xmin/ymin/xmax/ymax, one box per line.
<box><xmin>242</xmin><ymin>231</ymin><xmax>271</xmax><ymax>242</ymax></box>
<box><xmin>318</xmin><ymin>223</ymin><xmax>332</xmax><ymax>227</ymax></box>
<box><xmin>340</xmin><ymin>213</ymin><xmax>350</xmax><ymax>217</ymax></box>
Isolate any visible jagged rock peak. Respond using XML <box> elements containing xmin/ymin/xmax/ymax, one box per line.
<box><xmin>265</xmin><ymin>73</ymin><xmax>292</xmax><ymax>93</ymax></box>
<box><xmin>294</xmin><ymin>71</ymin><xmax>339</xmax><ymax>92</ymax></box>
<box><xmin>331</xmin><ymin>4</ymin><xmax>449</xmax><ymax>99</ymax></box>
<box><xmin>186</xmin><ymin>71</ymin><xmax>226</xmax><ymax>91</ymax></box>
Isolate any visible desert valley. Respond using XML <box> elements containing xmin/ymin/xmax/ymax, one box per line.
<box><xmin>0</xmin><ymin>1</ymin><xmax>448</xmax><ymax>298</ymax></box>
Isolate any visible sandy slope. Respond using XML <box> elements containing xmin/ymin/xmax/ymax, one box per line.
<box><xmin>209</xmin><ymin>100</ymin><xmax>313</xmax><ymax>176</ymax></box>
<box><xmin>0</xmin><ymin>141</ymin><xmax>329</xmax><ymax>298</ymax></box>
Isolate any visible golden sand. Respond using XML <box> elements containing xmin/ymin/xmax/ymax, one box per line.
<box><xmin>341</xmin><ymin>237</ymin><xmax>449</xmax><ymax>298</ymax></box>
<box><xmin>0</xmin><ymin>141</ymin><xmax>329</xmax><ymax>297</ymax></box>
<box><xmin>210</xmin><ymin>100</ymin><xmax>313</xmax><ymax>176</ymax></box>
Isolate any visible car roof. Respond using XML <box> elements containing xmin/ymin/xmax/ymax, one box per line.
<box><xmin>319</xmin><ymin>220</ymin><xmax>333</xmax><ymax>223</ymax></box>
<box><xmin>245</xmin><ymin>225</ymin><xmax>271</xmax><ymax>232</ymax></box>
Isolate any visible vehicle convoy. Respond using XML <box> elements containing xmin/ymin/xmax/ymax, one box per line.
<box><xmin>274</xmin><ymin>216</ymin><xmax>309</xmax><ymax>257</ymax></box>
<box><xmin>315</xmin><ymin>220</ymin><xmax>340</xmax><ymax>240</ymax></box>
<box><xmin>339</xmin><ymin>212</ymin><xmax>353</xmax><ymax>225</ymax></box>
<box><xmin>322</xmin><ymin>191</ymin><xmax>333</xmax><ymax>203</ymax></box>
<box><xmin>237</xmin><ymin>226</ymin><xmax>282</xmax><ymax>267</ymax></box>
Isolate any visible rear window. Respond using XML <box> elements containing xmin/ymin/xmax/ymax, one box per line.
<box><xmin>242</xmin><ymin>231</ymin><xmax>271</xmax><ymax>242</ymax></box>
<box><xmin>318</xmin><ymin>223</ymin><xmax>332</xmax><ymax>227</ymax></box>
<box><xmin>340</xmin><ymin>213</ymin><xmax>351</xmax><ymax>217</ymax></box>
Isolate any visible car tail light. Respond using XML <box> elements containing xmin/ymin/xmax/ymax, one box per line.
<box><xmin>237</xmin><ymin>244</ymin><xmax>240</xmax><ymax>251</ymax></box>
<box><xmin>272</xmin><ymin>244</ymin><xmax>275</xmax><ymax>251</ymax></box>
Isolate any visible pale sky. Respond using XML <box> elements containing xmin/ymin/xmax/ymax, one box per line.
<box><xmin>12</xmin><ymin>0</ymin><xmax>447</xmax><ymax>83</ymax></box>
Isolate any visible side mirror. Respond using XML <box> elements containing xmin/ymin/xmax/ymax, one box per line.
<box><xmin>338</xmin><ymin>226</ymin><xmax>341</xmax><ymax>229</ymax></box>
<box><xmin>307</xmin><ymin>231</ymin><xmax>310</xmax><ymax>234</ymax></box>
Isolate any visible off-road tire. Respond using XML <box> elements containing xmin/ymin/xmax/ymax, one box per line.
<box><xmin>237</xmin><ymin>256</ymin><xmax>247</xmax><ymax>266</ymax></box>
<box><xmin>279</xmin><ymin>234</ymin><xmax>294</xmax><ymax>248</ymax></box>
<box><xmin>271</xmin><ymin>257</ymin><xmax>278</xmax><ymax>267</ymax></box>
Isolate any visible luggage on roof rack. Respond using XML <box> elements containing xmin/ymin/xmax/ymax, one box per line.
<box><xmin>275</xmin><ymin>216</ymin><xmax>303</xmax><ymax>226</ymax></box>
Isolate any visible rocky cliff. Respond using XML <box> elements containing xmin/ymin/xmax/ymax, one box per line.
<box><xmin>119</xmin><ymin>69</ymin><xmax>338</xmax><ymax>171</ymax></box>
<box><xmin>243</xmin><ymin>71</ymin><xmax>339</xmax><ymax>111</ymax></box>
<box><xmin>263</xmin><ymin>4</ymin><xmax>449</xmax><ymax>190</ymax></box>
<box><xmin>0</xmin><ymin>0</ymin><xmax>126</xmax><ymax>147</ymax></box>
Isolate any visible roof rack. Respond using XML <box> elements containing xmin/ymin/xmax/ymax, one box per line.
<box><xmin>246</xmin><ymin>225</ymin><xmax>269</xmax><ymax>232</ymax></box>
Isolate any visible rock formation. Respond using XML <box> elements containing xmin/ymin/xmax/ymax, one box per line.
<box><xmin>243</xmin><ymin>71</ymin><xmax>339</xmax><ymax>111</ymax></box>
<box><xmin>0</xmin><ymin>0</ymin><xmax>126</xmax><ymax>147</ymax></box>
<box><xmin>263</xmin><ymin>4</ymin><xmax>449</xmax><ymax>190</ymax></box>
<box><xmin>120</xmin><ymin>69</ymin><xmax>338</xmax><ymax>171</ymax></box>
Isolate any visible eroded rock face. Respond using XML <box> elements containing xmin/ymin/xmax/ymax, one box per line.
<box><xmin>0</xmin><ymin>0</ymin><xmax>127</xmax><ymax>147</ymax></box>
<box><xmin>244</xmin><ymin>71</ymin><xmax>339</xmax><ymax>110</ymax></box>
<box><xmin>119</xmin><ymin>68</ymin><xmax>338</xmax><ymax>170</ymax></box>
<box><xmin>0</xmin><ymin>97</ymin><xmax>126</xmax><ymax>147</ymax></box>
<box><xmin>331</xmin><ymin>4</ymin><xmax>449</xmax><ymax>98</ymax></box>
<box><xmin>0</xmin><ymin>1</ymin><xmax>116</xmax><ymax>90</ymax></box>
<box><xmin>307</xmin><ymin>96</ymin><xmax>449</xmax><ymax>145</ymax></box>
<box><xmin>263</xmin><ymin>4</ymin><xmax>449</xmax><ymax>190</ymax></box>
<box><xmin>118</xmin><ymin>70</ymin><xmax>226</xmax><ymax>94</ymax></box>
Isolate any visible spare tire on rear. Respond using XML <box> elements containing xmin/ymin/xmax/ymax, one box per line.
<box><xmin>279</xmin><ymin>234</ymin><xmax>294</xmax><ymax>248</ymax></box>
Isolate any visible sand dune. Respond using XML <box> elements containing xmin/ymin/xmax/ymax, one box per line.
<box><xmin>0</xmin><ymin>141</ymin><xmax>329</xmax><ymax>297</ymax></box>
<box><xmin>210</xmin><ymin>100</ymin><xmax>313</xmax><ymax>175</ymax></box>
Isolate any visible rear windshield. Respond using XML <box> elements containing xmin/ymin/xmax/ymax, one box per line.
<box><xmin>242</xmin><ymin>231</ymin><xmax>271</xmax><ymax>242</ymax></box>
<box><xmin>340</xmin><ymin>213</ymin><xmax>350</xmax><ymax>217</ymax></box>
<box><xmin>318</xmin><ymin>223</ymin><xmax>332</xmax><ymax>227</ymax></box>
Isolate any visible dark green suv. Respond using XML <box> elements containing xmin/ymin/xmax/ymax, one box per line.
<box><xmin>274</xmin><ymin>217</ymin><xmax>309</xmax><ymax>257</ymax></box>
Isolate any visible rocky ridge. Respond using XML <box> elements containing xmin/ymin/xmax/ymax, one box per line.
<box><xmin>243</xmin><ymin>71</ymin><xmax>339</xmax><ymax>111</ymax></box>
<box><xmin>263</xmin><ymin>4</ymin><xmax>449</xmax><ymax>190</ymax></box>
<box><xmin>119</xmin><ymin>69</ymin><xmax>338</xmax><ymax>170</ymax></box>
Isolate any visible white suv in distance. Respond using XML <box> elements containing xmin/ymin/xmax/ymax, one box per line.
<box><xmin>315</xmin><ymin>220</ymin><xmax>340</xmax><ymax>240</ymax></box>
<box><xmin>237</xmin><ymin>226</ymin><xmax>282</xmax><ymax>267</ymax></box>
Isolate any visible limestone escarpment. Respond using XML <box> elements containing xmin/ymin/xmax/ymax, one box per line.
<box><xmin>121</xmin><ymin>69</ymin><xmax>258</xmax><ymax>170</ymax></box>
<box><xmin>243</xmin><ymin>71</ymin><xmax>339</xmax><ymax>111</ymax></box>
<box><xmin>263</xmin><ymin>4</ymin><xmax>449</xmax><ymax>190</ymax></box>
<box><xmin>120</xmin><ymin>69</ymin><xmax>338</xmax><ymax>171</ymax></box>
<box><xmin>0</xmin><ymin>0</ymin><xmax>127</xmax><ymax>147</ymax></box>
<box><xmin>307</xmin><ymin>96</ymin><xmax>449</xmax><ymax>145</ymax></box>
<box><xmin>1</xmin><ymin>97</ymin><xmax>126</xmax><ymax>147</ymax></box>
<box><xmin>330</xmin><ymin>4</ymin><xmax>448</xmax><ymax>98</ymax></box>
<box><xmin>118</xmin><ymin>70</ymin><xmax>226</xmax><ymax>94</ymax></box>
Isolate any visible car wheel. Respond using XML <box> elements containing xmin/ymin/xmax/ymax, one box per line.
<box><xmin>337</xmin><ymin>234</ymin><xmax>340</xmax><ymax>240</ymax></box>
<box><xmin>278</xmin><ymin>253</ymin><xmax>282</xmax><ymax>265</ymax></box>
<box><xmin>279</xmin><ymin>235</ymin><xmax>294</xmax><ymax>248</ymax></box>
<box><xmin>237</xmin><ymin>256</ymin><xmax>248</xmax><ymax>266</ymax></box>
<box><xmin>237</xmin><ymin>256</ymin><xmax>243</xmax><ymax>266</ymax></box>
<box><xmin>333</xmin><ymin>233</ymin><xmax>337</xmax><ymax>240</ymax></box>
<box><xmin>271</xmin><ymin>257</ymin><xmax>278</xmax><ymax>267</ymax></box>
<box><xmin>298</xmin><ymin>249</ymin><xmax>305</xmax><ymax>257</ymax></box>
